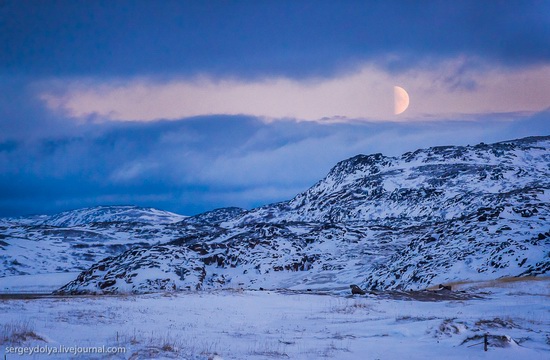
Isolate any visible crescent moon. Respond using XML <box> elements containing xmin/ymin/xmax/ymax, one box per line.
<box><xmin>394</xmin><ymin>86</ymin><xmax>410</xmax><ymax>115</ymax></box>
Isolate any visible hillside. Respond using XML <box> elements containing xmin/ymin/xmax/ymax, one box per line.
<box><xmin>51</xmin><ymin>136</ymin><xmax>549</xmax><ymax>294</ymax></box>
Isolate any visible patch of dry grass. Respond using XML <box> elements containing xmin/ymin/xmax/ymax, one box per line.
<box><xmin>117</xmin><ymin>329</ymin><xmax>220</xmax><ymax>359</ymax></box>
<box><xmin>474</xmin><ymin>317</ymin><xmax>520</xmax><ymax>329</ymax></box>
<box><xmin>328</xmin><ymin>299</ymin><xmax>373</xmax><ymax>314</ymax></box>
<box><xmin>0</xmin><ymin>320</ymin><xmax>45</xmax><ymax>345</ymax></box>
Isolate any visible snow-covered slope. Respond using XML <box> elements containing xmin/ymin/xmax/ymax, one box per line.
<box><xmin>179</xmin><ymin>207</ymin><xmax>246</xmax><ymax>225</ymax></box>
<box><xmin>39</xmin><ymin>205</ymin><xmax>187</xmax><ymax>227</ymax></box>
<box><xmin>54</xmin><ymin>136</ymin><xmax>550</xmax><ymax>294</ymax></box>
<box><xmin>236</xmin><ymin>136</ymin><xmax>549</xmax><ymax>223</ymax></box>
<box><xmin>0</xmin><ymin>206</ymin><xmax>188</xmax><ymax>277</ymax></box>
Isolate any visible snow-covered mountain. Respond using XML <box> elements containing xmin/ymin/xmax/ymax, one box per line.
<box><xmin>39</xmin><ymin>205</ymin><xmax>187</xmax><ymax>227</ymax></box>
<box><xmin>51</xmin><ymin>136</ymin><xmax>549</xmax><ymax>294</ymax></box>
<box><xmin>0</xmin><ymin>206</ymin><xmax>187</xmax><ymax>277</ymax></box>
<box><xmin>236</xmin><ymin>137</ymin><xmax>549</xmax><ymax>223</ymax></box>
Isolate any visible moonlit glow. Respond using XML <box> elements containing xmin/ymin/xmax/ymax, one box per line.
<box><xmin>394</xmin><ymin>86</ymin><xmax>410</xmax><ymax>115</ymax></box>
<box><xmin>39</xmin><ymin>62</ymin><xmax>550</xmax><ymax>122</ymax></box>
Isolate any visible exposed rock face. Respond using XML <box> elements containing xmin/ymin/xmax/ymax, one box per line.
<box><xmin>18</xmin><ymin>136</ymin><xmax>550</xmax><ymax>294</ymax></box>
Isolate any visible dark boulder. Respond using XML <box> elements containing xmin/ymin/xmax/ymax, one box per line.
<box><xmin>350</xmin><ymin>284</ymin><xmax>366</xmax><ymax>295</ymax></box>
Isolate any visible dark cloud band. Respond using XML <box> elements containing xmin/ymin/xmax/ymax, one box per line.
<box><xmin>1</xmin><ymin>1</ymin><xmax>549</xmax><ymax>78</ymax></box>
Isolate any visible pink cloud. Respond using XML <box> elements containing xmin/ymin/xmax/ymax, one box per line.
<box><xmin>40</xmin><ymin>60</ymin><xmax>550</xmax><ymax>122</ymax></box>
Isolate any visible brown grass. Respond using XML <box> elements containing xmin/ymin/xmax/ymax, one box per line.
<box><xmin>443</xmin><ymin>276</ymin><xmax>549</xmax><ymax>290</ymax></box>
<box><xmin>0</xmin><ymin>321</ymin><xmax>45</xmax><ymax>345</ymax></box>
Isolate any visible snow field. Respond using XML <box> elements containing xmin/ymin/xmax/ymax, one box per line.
<box><xmin>1</xmin><ymin>279</ymin><xmax>548</xmax><ymax>359</ymax></box>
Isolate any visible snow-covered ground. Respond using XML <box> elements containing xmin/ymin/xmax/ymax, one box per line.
<box><xmin>0</xmin><ymin>273</ymin><xmax>80</xmax><ymax>294</ymax></box>
<box><xmin>1</xmin><ymin>278</ymin><xmax>548</xmax><ymax>359</ymax></box>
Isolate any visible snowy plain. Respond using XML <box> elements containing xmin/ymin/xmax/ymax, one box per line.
<box><xmin>1</xmin><ymin>276</ymin><xmax>548</xmax><ymax>360</ymax></box>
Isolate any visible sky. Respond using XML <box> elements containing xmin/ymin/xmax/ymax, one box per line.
<box><xmin>1</xmin><ymin>0</ymin><xmax>549</xmax><ymax>217</ymax></box>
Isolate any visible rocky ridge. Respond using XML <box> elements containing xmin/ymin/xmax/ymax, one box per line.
<box><xmin>50</xmin><ymin>136</ymin><xmax>550</xmax><ymax>294</ymax></box>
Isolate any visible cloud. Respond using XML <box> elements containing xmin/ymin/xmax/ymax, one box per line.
<box><xmin>40</xmin><ymin>60</ymin><xmax>550</xmax><ymax>122</ymax></box>
<box><xmin>2</xmin><ymin>2</ymin><xmax>549</xmax><ymax>79</ymax></box>
<box><xmin>0</xmin><ymin>110</ymin><xmax>548</xmax><ymax>217</ymax></box>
